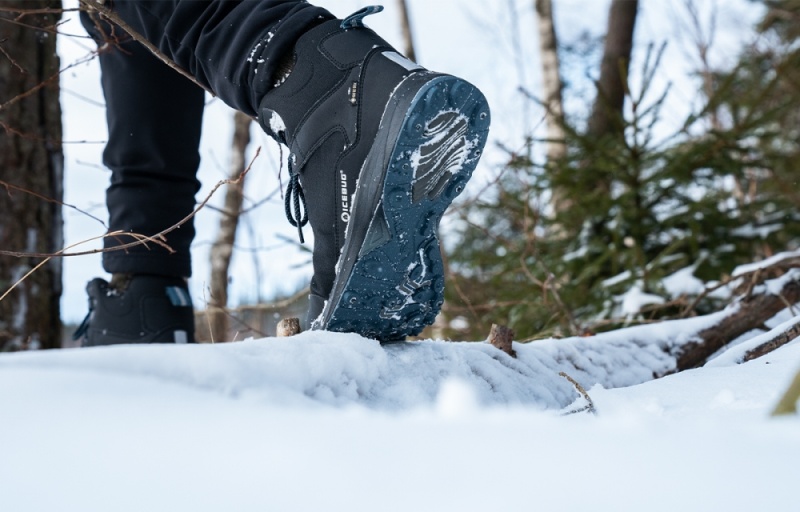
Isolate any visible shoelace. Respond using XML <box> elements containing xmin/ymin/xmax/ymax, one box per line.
<box><xmin>284</xmin><ymin>157</ymin><xmax>309</xmax><ymax>243</ymax></box>
<box><xmin>72</xmin><ymin>305</ymin><xmax>92</xmax><ymax>341</ymax></box>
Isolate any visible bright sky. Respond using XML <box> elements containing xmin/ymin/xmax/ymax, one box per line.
<box><xmin>56</xmin><ymin>0</ymin><xmax>762</xmax><ymax>323</ymax></box>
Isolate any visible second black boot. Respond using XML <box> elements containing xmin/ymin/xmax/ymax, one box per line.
<box><xmin>258</xmin><ymin>7</ymin><xmax>490</xmax><ymax>341</ymax></box>
<box><xmin>73</xmin><ymin>274</ymin><xmax>195</xmax><ymax>346</ymax></box>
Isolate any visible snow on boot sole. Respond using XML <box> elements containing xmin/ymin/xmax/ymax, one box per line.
<box><xmin>314</xmin><ymin>74</ymin><xmax>490</xmax><ymax>341</ymax></box>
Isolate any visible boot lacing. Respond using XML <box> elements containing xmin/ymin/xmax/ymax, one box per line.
<box><xmin>72</xmin><ymin>304</ymin><xmax>93</xmax><ymax>341</ymax></box>
<box><xmin>284</xmin><ymin>157</ymin><xmax>309</xmax><ymax>243</ymax></box>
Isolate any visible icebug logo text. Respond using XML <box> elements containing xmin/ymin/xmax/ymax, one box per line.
<box><xmin>340</xmin><ymin>170</ymin><xmax>350</xmax><ymax>223</ymax></box>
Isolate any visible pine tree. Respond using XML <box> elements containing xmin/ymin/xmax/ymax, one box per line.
<box><xmin>443</xmin><ymin>6</ymin><xmax>800</xmax><ymax>341</ymax></box>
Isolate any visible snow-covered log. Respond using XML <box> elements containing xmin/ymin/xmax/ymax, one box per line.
<box><xmin>672</xmin><ymin>276</ymin><xmax>800</xmax><ymax>372</ymax></box>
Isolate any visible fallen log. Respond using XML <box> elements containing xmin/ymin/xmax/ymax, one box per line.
<box><xmin>511</xmin><ymin>271</ymin><xmax>800</xmax><ymax>398</ymax></box>
<box><xmin>743</xmin><ymin>317</ymin><xmax>800</xmax><ymax>363</ymax></box>
<box><xmin>673</xmin><ymin>278</ymin><xmax>800</xmax><ymax>372</ymax></box>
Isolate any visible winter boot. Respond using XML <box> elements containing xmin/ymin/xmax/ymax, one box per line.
<box><xmin>258</xmin><ymin>7</ymin><xmax>490</xmax><ymax>341</ymax></box>
<box><xmin>73</xmin><ymin>274</ymin><xmax>195</xmax><ymax>346</ymax></box>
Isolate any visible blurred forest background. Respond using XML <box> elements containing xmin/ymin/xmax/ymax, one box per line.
<box><xmin>1</xmin><ymin>0</ymin><xmax>799</xmax><ymax>349</ymax></box>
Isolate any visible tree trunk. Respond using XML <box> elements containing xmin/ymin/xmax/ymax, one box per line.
<box><xmin>0</xmin><ymin>1</ymin><xmax>64</xmax><ymax>351</ymax></box>
<box><xmin>587</xmin><ymin>0</ymin><xmax>639</xmax><ymax>140</ymax></box>
<box><xmin>534</xmin><ymin>0</ymin><xmax>569</xmax><ymax>215</ymax></box>
<box><xmin>673</xmin><ymin>280</ymin><xmax>800</xmax><ymax>371</ymax></box>
<box><xmin>535</xmin><ymin>0</ymin><xmax>565</xmax><ymax>163</ymax></box>
<box><xmin>396</xmin><ymin>0</ymin><xmax>417</xmax><ymax>62</ymax></box>
<box><xmin>207</xmin><ymin>111</ymin><xmax>251</xmax><ymax>342</ymax></box>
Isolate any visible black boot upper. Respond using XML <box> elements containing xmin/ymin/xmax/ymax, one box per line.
<box><xmin>257</xmin><ymin>11</ymin><xmax>425</xmax><ymax>308</ymax></box>
<box><xmin>75</xmin><ymin>275</ymin><xmax>195</xmax><ymax>346</ymax></box>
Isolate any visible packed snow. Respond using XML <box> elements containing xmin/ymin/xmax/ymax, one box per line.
<box><xmin>2</xmin><ymin>315</ymin><xmax>798</xmax><ymax>511</ymax></box>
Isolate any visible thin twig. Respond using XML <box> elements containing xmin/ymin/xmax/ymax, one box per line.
<box><xmin>0</xmin><ymin>40</ymin><xmax>26</xmax><ymax>73</ymax></box>
<box><xmin>0</xmin><ymin>120</ymin><xmax>105</xmax><ymax>145</ymax></box>
<box><xmin>0</xmin><ymin>46</ymin><xmax>98</xmax><ymax>112</ymax></box>
<box><xmin>78</xmin><ymin>0</ymin><xmax>218</xmax><ymax>97</ymax></box>
<box><xmin>0</xmin><ymin>147</ymin><xmax>262</xmax><ymax>259</ymax></box>
<box><xmin>0</xmin><ymin>231</ymin><xmax>112</xmax><ymax>304</ymax></box>
<box><xmin>1</xmin><ymin>179</ymin><xmax>107</xmax><ymax>228</ymax></box>
<box><xmin>559</xmin><ymin>371</ymin><xmax>597</xmax><ymax>415</ymax></box>
<box><xmin>681</xmin><ymin>256</ymin><xmax>800</xmax><ymax>317</ymax></box>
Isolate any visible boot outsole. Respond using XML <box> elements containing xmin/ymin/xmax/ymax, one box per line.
<box><xmin>316</xmin><ymin>74</ymin><xmax>490</xmax><ymax>341</ymax></box>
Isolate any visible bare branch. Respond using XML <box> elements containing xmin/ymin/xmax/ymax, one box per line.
<box><xmin>0</xmin><ymin>147</ymin><xmax>262</xmax><ymax>259</ymax></box>
<box><xmin>742</xmin><ymin>316</ymin><xmax>800</xmax><ymax>362</ymax></box>
<box><xmin>78</xmin><ymin>0</ymin><xmax>218</xmax><ymax>97</ymax></box>
<box><xmin>0</xmin><ymin>50</ymin><xmax>97</xmax><ymax>113</ymax></box>
<box><xmin>1</xmin><ymin>179</ymin><xmax>107</xmax><ymax>228</ymax></box>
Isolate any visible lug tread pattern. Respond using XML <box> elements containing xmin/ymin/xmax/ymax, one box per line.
<box><xmin>325</xmin><ymin>77</ymin><xmax>490</xmax><ymax>341</ymax></box>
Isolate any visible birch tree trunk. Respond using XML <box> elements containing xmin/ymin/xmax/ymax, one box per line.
<box><xmin>535</xmin><ymin>0</ymin><xmax>565</xmax><ymax>163</ymax></box>
<box><xmin>0</xmin><ymin>1</ymin><xmax>64</xmax><ymax>351</ymax></box>
<box><xmin>534</xmin><ymin>0</ymin><xmax>569</xmax><ymax>215</ymax></box>
<box><xmin>208</xmin><ymin>111</ymin><xmax>251</xmax><ymax>342</ymax></box>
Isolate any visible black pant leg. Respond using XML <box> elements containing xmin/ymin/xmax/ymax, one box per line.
<box><xmin>82</xmin><ymin>11</ymin><xmax>205</xmax><ymax>278</ymax></box>
<box><xmin>92</xmin><ymin>0</ymin><xmax>335</xmax><ymax>115</ymax></box>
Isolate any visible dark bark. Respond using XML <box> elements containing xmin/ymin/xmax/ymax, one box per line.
<box><xmin>208</xmin><ymin>111</ymin><xmax>251</xmax><ymax>342</ymax></box>
<box><xmin>743</xmin><ymin>318</ymin><xmax>800</xmax><ymax>362</ymax></box>
<box><xmin>587</xmin><ymin>0</ymin><xmax>639</xmax><ymax>139</ymax></box>
<box><xmin>488</xmin><ymin>323</ymin><xmax>516</xmax><ymax>358</ymax></box>
<box><xmin>395</xmin><ymin>0</ymin><xmax>417</xmax><ymax>62</ymax></box>
<box><xmin>0</xmin><ymin>1</ymin><xmax>64</xmax><ymax>351</ymax></box>
<box><xmin>276</xmin><ymin>317</ymin><xmax>301</xmax><ymax>337</ymax></box>
<box><xmin>672</xmin><ymin>280</ymin><xmax>800</xmax><ymax>372</ymax></box>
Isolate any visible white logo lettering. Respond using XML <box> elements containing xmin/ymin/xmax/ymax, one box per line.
<box><xmin>340</xmin><ymin>170</ymin><xmax>350</xmax><ymax>223</ymax></box>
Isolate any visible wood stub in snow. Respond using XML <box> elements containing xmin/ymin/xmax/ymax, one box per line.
<box><xmin>277</xmin><ymin>318</ymin><xmax>301</xmax><ymax>337</ymax></box>
<box><xmin>488</xmin><ymin>324</ymin><xmax>516</xmax><ymax>358</ymax></box>
<box><xmin>743</xmin><ymin>318</ymin><xmax>800</xmax><ymax>363</ymax></box>
<box><xmin>674</xmin><ymin>280</ymin><xmax>800</xmax><ymax>371</ymax></box>
<box><xmin>772</xmin><ymin>369</ymin><xmax>800</xmax><ymax>416</ymax></box>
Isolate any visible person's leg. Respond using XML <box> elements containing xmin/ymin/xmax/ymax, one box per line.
<box><xmin>93</xmin><ymin>0</ymin><xmax>335</xmax><ymax>116</ymax></box>
<box><xmin>75</xmin><ymin>11</ymin><xmax>205</xmax><ymax>345</ymax></box>
<box><xmin>82</xmin><ymin>10</ymin><xmax>205</xmax><ymax>277</ymax></box>
<box><xmin>80</xmin><ymin>0</ymin><xmax>490</xmax><ymax>341</ymax></box>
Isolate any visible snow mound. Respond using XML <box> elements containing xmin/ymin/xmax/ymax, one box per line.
<box><xmin>0</xmin><ymin>313</ymin><xmax>719</xmax><ymax>413</ymax></box>
<box><xmin>0</xmin><ymin>332</ymin><xmax>562</xmax><ymax>409</ymax></box>
<box><xmin>1</xmin><ymin>329</ymin><xmax>799</xmax><ymax>512</ymax></box>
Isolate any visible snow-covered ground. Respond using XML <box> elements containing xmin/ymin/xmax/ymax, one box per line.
<box><xmin>2</xmin><ymin>323</ymin><xmax>798</xmax><ymax>511</ymax></box>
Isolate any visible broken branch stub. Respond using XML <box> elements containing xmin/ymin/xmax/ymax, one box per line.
<box><xmin>488</xmin><ymin>324</ymin><xmax>516</xmax><ymax>358</ymax></box>
<box><xmin>277</xmin><ymin>317</ymin><xmax>301</xmax><ymax>337</ymax></box>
